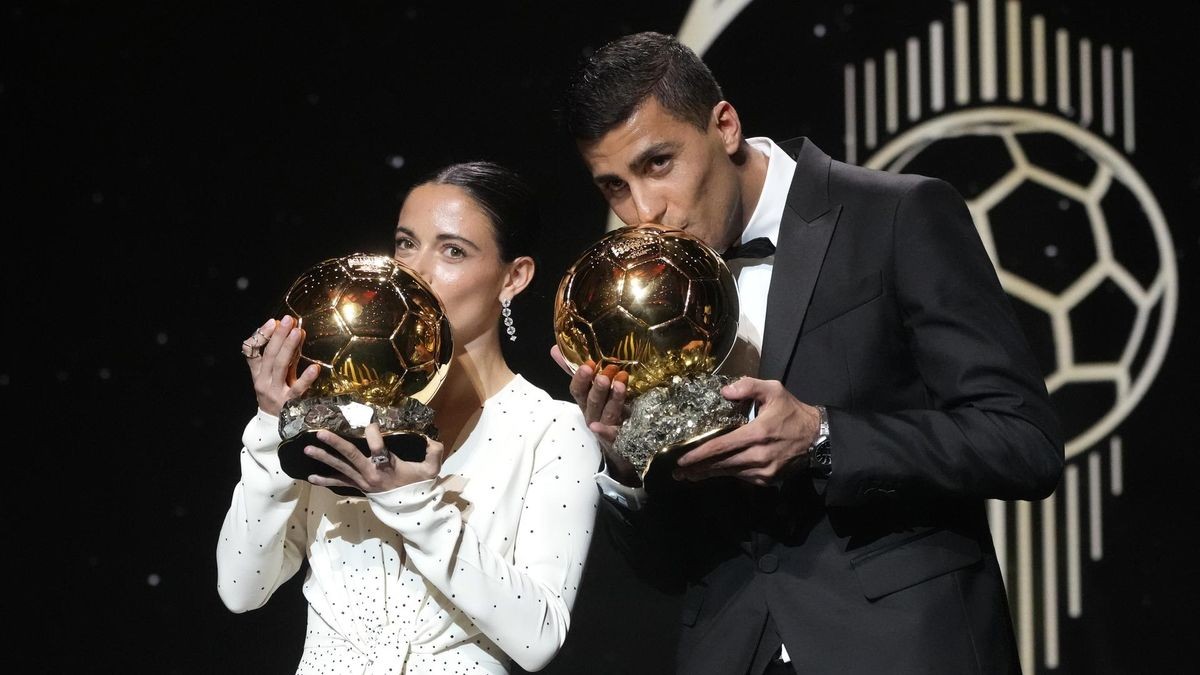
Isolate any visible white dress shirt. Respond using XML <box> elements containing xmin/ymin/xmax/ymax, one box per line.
<box><xmin>716</xmin><ymin>136</ymin><xmax>796</xmax><ymax>383</ymax></box>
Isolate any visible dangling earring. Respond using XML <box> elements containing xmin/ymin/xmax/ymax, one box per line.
<box><xmin>501</xmin><ymin>298</ymin><xmax>517</xmax><ymax>342</ymax></box>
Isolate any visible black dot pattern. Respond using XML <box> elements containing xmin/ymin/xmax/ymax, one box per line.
<box><xmin>217</xmin><ymin>376</ymin><xmax>601</xmax><ymax>673</ymax></box>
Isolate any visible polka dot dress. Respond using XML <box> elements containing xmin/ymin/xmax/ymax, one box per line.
<box><xmin>217</xmin><ymin>376</ymin><xmax>601</xmax><ymax>674</ymax></box>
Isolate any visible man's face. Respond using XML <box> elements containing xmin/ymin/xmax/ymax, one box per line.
<box><xmin>579</xmin><ymin>97</ymin><xmax>742</xmax><ymax>250</ymax></box>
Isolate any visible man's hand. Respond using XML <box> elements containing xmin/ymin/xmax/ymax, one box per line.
<box><xmin>550</xmin><ymin>344</ymin><xmax>640</xmax><ymax>486</ymax></box>
<box><xmin>673</xmin><ymin>377</ymin><xmax>821</xmax><ymax>486</ymax></box>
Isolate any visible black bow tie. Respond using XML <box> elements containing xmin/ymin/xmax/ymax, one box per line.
<box><xmin>721</xmin><ymin>237</ymin><xmax>776</xmax><ymax>261</ymax></box>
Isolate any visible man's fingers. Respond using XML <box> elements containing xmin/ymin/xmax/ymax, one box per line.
<box><xmin>549</xmin><ymin>344</ymin><xmax>574</xmax><ymax>376</ymax></box>
<box><xmin>675</xmin><ymin>436</ymin><xmax>733</xmax><ymax>467</ymax></box>
<box><xmin>598</xmin><ymin>380</ymin><xmax>627</xmax><ymax>426</ymax></box>
<box><xmin>721</xmin><ymin>376</ymin><xmax>770</xmax><ymax>402</ymax></box>
<box><xmin>568</xmin><ymin>364</ymin><xmax>595</xmax><ymax>408</ymax></box>
<box><xmin>584</xmin><ymin>374</ymin><xmax>612</xmax><ymax>423</ymax></box>
<box><xmin>587</xmin><ymin>421</ymin><xmax>620</xmax><ymax>445</ymax></box>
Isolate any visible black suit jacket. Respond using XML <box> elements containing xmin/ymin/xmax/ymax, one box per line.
<box><xmin>605</xmin><ymin>138</ymin><xmax>1064</xmax><ymax>675</ymax></box>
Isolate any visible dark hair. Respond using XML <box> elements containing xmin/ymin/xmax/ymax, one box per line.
<box><xmin>423</xmin><ymin>161</ymin><xmax>540</xmax><ymax>262</ymax></box>
<box><xmin>561</xmin><ymin>31</ymin><xmax>724</xmax><ymax>141</ymax></box>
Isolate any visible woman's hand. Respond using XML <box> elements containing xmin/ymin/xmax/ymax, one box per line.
<box><xmin>304</xmin><ymin>424</ymin><xmax>445</xmax><ymax>493</ymax></box>
<box><xmin>243</xmin><ymin>316</ymin><xmax>320</xmax><ymax>416</ymax></box>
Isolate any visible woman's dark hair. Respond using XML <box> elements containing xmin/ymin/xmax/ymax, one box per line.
<box><xmin>421</xmin><ymin>161</ymin><xmax>540</xmax><ymax>262</ymax></box>
<box><xmin>561</xmin><ymin>31</ymin><xmax>724</xmax><ymax>141</ymax></box>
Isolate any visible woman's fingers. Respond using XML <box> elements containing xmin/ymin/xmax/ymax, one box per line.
<box><xmin>304</xmin><ymin>443</ymin><xmax>361</xmax><ymax>484</ymax></box>
<box><xmin>422</xmin><ymin>438</ymin><xmax>446</xmax><ymax>473</ymax></box>
<box><xmin>289</xmin><ymin>363</ymin><xmax>321</xmax><ymax>399</ymax></box>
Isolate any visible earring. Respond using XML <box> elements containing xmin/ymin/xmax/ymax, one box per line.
<box><xmin>501</xmin><ymin>298</ymin><xmax>517</xmax><ymax>342</ymax></box>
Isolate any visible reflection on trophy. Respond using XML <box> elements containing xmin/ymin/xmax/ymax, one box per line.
<box><xmin>553</xmin><ymin>224</ymin><xmax>746</xmax><ymax>481</ymax></box>
<box><xmin>275</xmin><ymin>253</ymin><xmax>452</xmax><ymax>496</ymax></box>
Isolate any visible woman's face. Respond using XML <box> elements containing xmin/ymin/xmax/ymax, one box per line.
<box><xmin>394</xmin><ymin>183</ymin><xmax>514</xmax><ymax>349</ymax></box>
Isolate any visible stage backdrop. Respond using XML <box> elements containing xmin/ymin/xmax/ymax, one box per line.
<box><xmin>7</xmin><ymin>1</ymin><xmax>1195</xmax><ymax>673</ymax></box>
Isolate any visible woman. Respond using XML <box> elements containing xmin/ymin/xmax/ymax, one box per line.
<box><xmin>217</xmin><ymin>162</ymin><xmax>601</xmax><ymax>674</ymax></box>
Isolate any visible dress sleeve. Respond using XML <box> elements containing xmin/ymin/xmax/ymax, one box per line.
<box><xmin>367</xmin><ymin>407</ymin><xmax>601</xmax><ymax>672</ymax></box>
<box><xmin>216</xmin><ymin>410</ymin><xmax>311</xmax><ymax>613</ymax></box>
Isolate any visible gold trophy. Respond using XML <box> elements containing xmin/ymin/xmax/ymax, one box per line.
<box><xmin>275</xmin><ymin>253</ymin><xmax>452</xmax><ymax>496</ymax></box>
<box><xmin>554</xmin><ymin>224</ymin><xmax>745</xmax><ymax>482</ymax></box>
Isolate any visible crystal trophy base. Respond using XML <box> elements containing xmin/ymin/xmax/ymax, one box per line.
<box><xmin>613</xmin><ymin>373</ymin><xmax>751</xmax><ymax>482</ymax></box>
<box><xmin>277</xmin><ymin>394</ymin><xmax>438</xmax><ymax>498</ymax></box>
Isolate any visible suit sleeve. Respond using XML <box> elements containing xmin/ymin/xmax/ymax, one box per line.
<box><xmin>823</xmin><ymin>177</ymin><xmax>1064</xmax><ymax>506</ymax></box>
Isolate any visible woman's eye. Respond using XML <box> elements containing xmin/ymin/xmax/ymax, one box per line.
<box><xmin>395</xmin><ymin>238</ymin><xmax>416</xmax><ymax>250</ymax></box>
<box><xmin>445</xmin><ymin>245</ymin><xmax>465</xmax><ymax>259</ymax></box>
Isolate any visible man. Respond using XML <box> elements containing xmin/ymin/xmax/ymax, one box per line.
<box><xmin>553</xmin><ymin>32</ymin><xmax>1064</xmax><ymax>674</ymax></box>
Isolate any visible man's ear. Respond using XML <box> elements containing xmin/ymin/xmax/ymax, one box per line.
<box><xmin>711</xmin><ymin>101</ymin><xmax>744</xmax><ymax>156</ymax></box>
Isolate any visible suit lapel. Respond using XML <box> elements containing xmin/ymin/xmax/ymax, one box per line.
<box><xmin>758</xmin><ymin>138</ymin><xmax>842</xmax><ymax>382</ymax></box>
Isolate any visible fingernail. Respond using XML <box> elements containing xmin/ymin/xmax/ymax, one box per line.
<box><xmin>281</xmin><ymin>315</ymin><xmax>294</xmax><ymax>328</ymax></box>
<box><xmin>595</xmin><ymin>376</ymin><xmax>609</xmax><ymax>387</ymax></box>
<box><xmin>290</xmin><ymin>327</ymin><xmax>300</xmax><ymax>338</ymax></box>
<box><xmin>264</xmin><ymin>318</ymin><xmax>275</xmax><ymax>330</ymax></box>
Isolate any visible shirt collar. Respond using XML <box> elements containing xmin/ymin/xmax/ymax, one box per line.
<box><xmin>739</xmin><ymin>137</ymin><xmax>796</xmax><ymax>247</ymax></box>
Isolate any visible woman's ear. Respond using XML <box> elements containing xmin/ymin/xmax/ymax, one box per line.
<box><xmin>501</xmin><ymin>256</ymin><xmax>535</xmax><ymax>300</ymax></box>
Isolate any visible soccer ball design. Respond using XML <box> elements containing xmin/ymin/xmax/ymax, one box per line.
<box><xmin>553</xmin><ymin>224</ymin><xmax>740</xmax><ymax>396</ymax></box>
<box><xmin>867</xmin><ymin>109</ymin><xmax>1177</xmax><ymax>457</ymax></box>
<box><xmin>281</xmin><ymin>253</ymin><xmax>452</xmax><ymax>406</ymax></box>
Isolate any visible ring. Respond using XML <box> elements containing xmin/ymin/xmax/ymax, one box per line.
<box><xmin>241</xmin><ymin>339</ymin><xmax>262</xmax><ymax>359</ymax></box>
<box><xmin>370</xmin><ymin>453</ymin><xmax>390</xmax><ymax>465</ymax></box>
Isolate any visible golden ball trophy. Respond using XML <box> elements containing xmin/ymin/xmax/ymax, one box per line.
<box><xmin>553</xmin><ymin>224</ymin><xmax>746</xmax><ymax>482</ymax></box>
<box><xmin>275</xmin><ymin>253</ymin><xmax>452</xmax><ymax>496</ymax></box>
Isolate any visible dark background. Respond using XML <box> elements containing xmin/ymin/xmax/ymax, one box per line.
<box><xmin>5</xmin><ymin>1</ymin><xmax>1196</xmax><ymax>673</ymax></box>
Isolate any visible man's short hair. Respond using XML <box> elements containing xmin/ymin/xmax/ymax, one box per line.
<box><xmin>562</xmin><ymin>31</ymin><xmax>725</xmax><ymax>141</ymax></box>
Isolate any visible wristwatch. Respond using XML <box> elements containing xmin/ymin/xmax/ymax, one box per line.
<box><xmin>808</xmin><ymin>404</ymin><xmax>832</xmax><ymax>478</ymax></box>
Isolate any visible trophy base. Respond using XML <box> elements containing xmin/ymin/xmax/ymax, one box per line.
<box><xmin>278</xmin><ymin>431</ymin><xmax>430</xmax><ymax>498</ymax></box>
<box><xmin>614</xmin><ymin>373</ymin><xmax>751</xmax><ymax>485</ymax></box>
<box><xmin>275</xmin><ymin>393</ymin><xmax>439</xmax><ymax>497</ymax></box>
<box><xmin>640</xmin><ymin>422</ymin><xmax>742</xmax><ymax>483</ymax></box>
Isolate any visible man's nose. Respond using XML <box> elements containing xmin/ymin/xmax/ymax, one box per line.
<box><xmin>630</xmin><ymin>187</ymin><xmax>667</xmax><ymax>225</ymax></box>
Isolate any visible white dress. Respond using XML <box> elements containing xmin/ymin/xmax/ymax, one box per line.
<box><xmin>217</xmin><ymin>375</ymin><xmax>601</xmax><ymax>674</ymax></box>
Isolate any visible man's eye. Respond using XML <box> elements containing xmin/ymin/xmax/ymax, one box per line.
<box><xmin>648</xmin><ymin>155</ymin><xmax>672</xmax><ymax>172</ymax></box>
<box><xmin>604</xmin><ymin>179</ymin><xmax>627</xmax><ymax>192</ymax></box>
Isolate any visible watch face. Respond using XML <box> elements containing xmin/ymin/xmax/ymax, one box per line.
<box><xmin>809</xmin><ymin>439</ymin><xmax>831</xmax><ymax>466</ymax></box>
